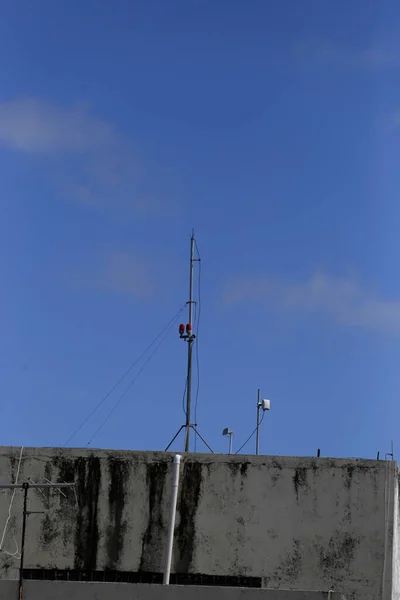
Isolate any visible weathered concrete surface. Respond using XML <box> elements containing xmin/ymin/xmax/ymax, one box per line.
<box><xmin>391</xmin><ymin>461</ymin><xmax>400</xmax><ymax>600</ymax></box>
<box><xmin>0</xmin><ymin>447</ymin><xmax>396</xmax><ymax>600</ymax></box>
<box><xmin>0</xmin><ymin>581</ymin><xmax>347</xmax><ymax>599</ymax></box>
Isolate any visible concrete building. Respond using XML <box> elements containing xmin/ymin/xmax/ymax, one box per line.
<box><xmin>0</xmin><ymin>446</ymin><xmax>398</xmax><ymax>599</ymax></box>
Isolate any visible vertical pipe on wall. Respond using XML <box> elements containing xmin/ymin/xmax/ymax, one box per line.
<box><xmin>163</xmin><ymin>454</ymin><xmax>182</xmax><ymax>585</ymax></box>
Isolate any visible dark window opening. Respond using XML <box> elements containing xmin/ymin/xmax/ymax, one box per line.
<box><xmin>23</xmin><ymin>569</ymin><xmax>262</xmax><ymax>588</ymax></box>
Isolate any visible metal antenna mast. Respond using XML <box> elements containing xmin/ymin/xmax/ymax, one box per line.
<box><xmin>183</xmin><ymin>233</ymin><xmax>195</xmax><ymax>452</ymax></box>
<box><xmin>165</xmin><ymin>232</ymin><xmax>214</xmax><ymax>453</ymax></box>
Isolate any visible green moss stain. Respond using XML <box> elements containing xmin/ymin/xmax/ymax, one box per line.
<box><xmin>140</xmin><ymin>462</ymin><xmax>168</xmax><ymax>572</ymax></box>
<box><xmin>176</xmin><ymin>462</ymin><xmax>202</xmax><ymax>573</ymax></box>
<box><xmin>106</xmin><ymin>457</ymin><xmax>130</xmax><ymax>569</ymax></box>
<box><xmin>74</xmin><ymin>456</ymin><xmax>101</xmax><ymax>570</ymax></box>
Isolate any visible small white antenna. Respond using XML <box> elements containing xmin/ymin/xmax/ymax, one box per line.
<box><xmin>223</xmin><ymin>428</ymin><xmax>234</xmax><ymax>454</ymax></box>
<box><xmin>256</xmin><ymin>388</ymin><xmax>271</xmax><ymax>455</ymax></box>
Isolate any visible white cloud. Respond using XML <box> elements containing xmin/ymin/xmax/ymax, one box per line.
<box><xmin>223</xmin><ymin>272</ymin><xmax>400</xmax><ymax>333</ymax></box>
<box><xmin>380</xmin><ymin>108</ymin><xmax>400</xmax><ymax>130</ymax></box>
<box><xmin>0</xmin><ymin>97</ymin><xmax>178</xmax><ymax>213</ymax></box>
<box><xmin>0</xmin><ymin>98</ymin><xmax>114</xmax><ymax>153</ymax></box>
<box><xmin>296</xmin><ymin>41</ymin><xmax>400</xmax><ymax>70</ymax></box>
<box><xmin>95</xmin><ymin>252</ymin><xmax>154</xmax><ymax>298</ymax></box>
<box><xmin>318</xmin><ymin>46</ymin><xmax>400</xmax><ymax>68</ymax></box>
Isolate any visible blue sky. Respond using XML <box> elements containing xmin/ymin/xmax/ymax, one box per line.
<box><xmin>1</xmin><ymin>0</ymin><xmax>400</xmax><ymax>459</ymax></box>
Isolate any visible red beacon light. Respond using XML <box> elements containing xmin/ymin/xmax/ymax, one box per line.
<box><xmin>179</xmin><ymin>324</ymin><xmax>185</xmax><ymax>336</ymax></box>
<box><xmin>186</xmin><ymin>323</ymin><xmax>192</xmax><ymax>335</ymax></box>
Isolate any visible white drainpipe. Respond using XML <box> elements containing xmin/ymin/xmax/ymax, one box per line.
<box><xmin>163</xmin><ymin>454</ymin><xmax>182</xmax><ymax>585</ymax></box>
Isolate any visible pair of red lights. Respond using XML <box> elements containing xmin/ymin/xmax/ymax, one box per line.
<box><xmin>179</xmin><ymin>323</ymin><xmax>192</xmax><ymax>336</ymax></box>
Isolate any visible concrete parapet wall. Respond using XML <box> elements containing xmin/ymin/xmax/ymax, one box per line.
<box><xmin>0</xmin><ymin>447</ymin><xmax>396</xmax><ymax>599</ymax></box>
<box><xmin>0</xmin><ymin>581</ymin><xmax>346</xmax><ymax>600</ymax></box>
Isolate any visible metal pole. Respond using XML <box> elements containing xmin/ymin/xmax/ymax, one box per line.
<box><xmin>188</xmin><ymin>234</ymin><xmax>194</xmax><ymax>328</ymax></box>
<box><xmin>256</xmin><ymin>389</ymin><xmax>261</xmax><ymax>455</ymax></box>
<box><xmin>184</xmin><ymin>234</ymin><xmax>195</xmax><ymax>452</ymax></box>
<box><xmin>0</xmin><ymin>483</ymin><xmax>73</xmax><ymax>489</ymax></box>
<box><xmin>165</xmin><ymin>426</ymin><xmax>184</xmax><ymax>452</ymax></box>
<box><xmin>18</xmin><ymin>483</ymin><xmax>29</xmax><ymax>600</ymax></box>
<box><xmin>184</xmin><ymin>341</ymin><xmax>193</xmax><ymax>452</ymax></box>
<box><xmin>163</xmin><ymin>454</ymin><xmax>182</xmax><ymax>584</ymax></box>
<box><xmin>229</xmin><ymin>433</ymin><xmax>233</xmax><ymax>455</ymax></box>
<box><xmin>0</xmin><ymin>482</ymin><xmax>74</xmax><ymax>600</ymax></box>
<box><xmin>191</xmin><ymin>426</ymin><xmax>214</xmax><ymax>453</ymax></box>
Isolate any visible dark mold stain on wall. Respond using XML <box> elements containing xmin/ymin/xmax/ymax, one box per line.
<box><xmin>345</xmin><ymin>465</ymin><xmax>355</xmax><ymax>489</ymax></box>
<box><xmin>240</xmin><ymin>462</ymin><xmax>249</xmax><ymax>490</ymax></box>
<box><xmin>42</xmin><ymin>462</ymin><xmax>53</xmax><ymax>506</ymax></box>
<box><xmin>74</xmin><ymin>456</ymin><xmax>101</xmax><ymax>570</ymax></box>
<box><xmin>283</xmin><ymin>539</ymin><xmax>302</xmax><ymax>582</ymax></box>
<box><xmin>293</xmin><ymin>467</ymin><xmax>308</xmax><ymax>503</ymax></box>
<box><xmin>344</xmin><ymin>463</ymin><xmax>371</xmax><ymax>489</ymax></box>
<box><xmin>56</xmin><ymin>456</ymin><xmax>79</xmax><ymax>547</ymax></box>
<box><xmin>9</xmin><ymin>454</ymin><xmax>16</xmax><ymax>478</ymax></box>
<box><xmin>40</xmin><ymin>514</ymin><xmax>58</xmax><ymax>547</ymax></box>
<box><xmin>267</xmin><ymin>539</ymin><xmax>302</xmax><ymax>588</ymax></box>
<box><xmin>37</xmin><ymin>456</ymin><xmax>78</xmax><ymax>553</ymax></box>
<box><xmin>270</xmin><ymin>459</ymin><xmax>283</xmax><ymax>487</ymax></box>
<box><xmin>227</xmin><ymin>461</ymin><xmax>249</xmax><ymax>491</ymax></box>
<box><xmin>271</xmin><ymin>459</ymin><xmax>283</xmax><ymax>471</ymax></box>
<box><xmin>228</xmin><ymin>462</ymin><xmax>241</xmax><ymax>477</ymax></box>
<box><xmin>240</xmin><ymin>463</ymin><xmax>249</xmax><ymax>478</ymax></box>
<box><xmin>271</xmin><ymin>471</ymin><xmax>282</xmax><ymax>487</ymax></box>
<box><xmin>319</xmin><ymin>532</ymin><xmax>358</xmax><ymax>583</ymax></box>
<box><xmin>106</xmin><ymin>457</ymin><xmax>130</xmax><ymax>569</ymax></box>
<box><xmin>176</xmin><ymin>461</ymin><xmax>202</xmax><ymax>574</ymax></box>
<box><xmin>140</xmin><ymin>462</ymin><xmax>168</xmax><ymax>572</ymax></box>
<box><xmin>55</xmin><ymin>455</ymin><xmax>77</xmax><ymax>486</ymax></box>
